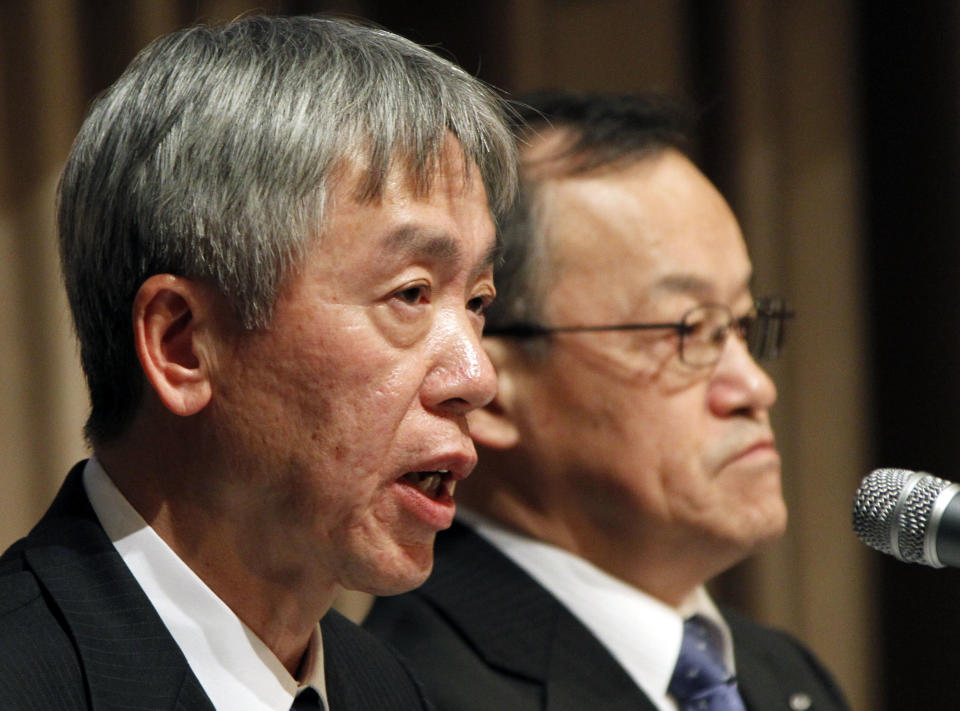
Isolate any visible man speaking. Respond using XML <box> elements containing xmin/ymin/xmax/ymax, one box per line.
<box><xmin>0</xmin><ymin>15</ymin><xmax>516</xmax><ymax>710</ymax></box>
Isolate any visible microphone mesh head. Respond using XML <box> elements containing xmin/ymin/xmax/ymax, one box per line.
<box><xmin>852</xmin><ymin>468</ymin><xmax>910</xmax><ymax>557</ymax></box>
<box><xmin>852</xmin><ymin>468</ymin><xmax>952</xmax><ymax>565</ymax></box>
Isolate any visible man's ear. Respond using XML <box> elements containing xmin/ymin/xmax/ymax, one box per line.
<box><xmin>133</xmin><ymin>274</ymin><xmax>220</xmax><ymax>417</ymax></box>
<box><xmin>468</xmin><ymin>339</ymin><xmax>521</xmax><ymax>451</ymax></box>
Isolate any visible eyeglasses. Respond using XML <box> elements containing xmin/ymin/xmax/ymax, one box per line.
<box><xmin>484</xmin><ymin>296</ymin><xmax>793</xmax><ymax>367</ymax></box>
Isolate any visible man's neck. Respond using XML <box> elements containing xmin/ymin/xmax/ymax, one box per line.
<box><xmin>96</xmin><ymin>445</ymin><xmax>337</xmax><ymax>675</ymax></box>
<box><xmin>458</xmin><ymin>497</ymin><xmax>742</xmax><ymax>607</ymax></box>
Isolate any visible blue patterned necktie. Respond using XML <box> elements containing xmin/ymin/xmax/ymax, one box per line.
<box><xmin>668</xmin><ymin>615</ymin><xmax>747</xmax><ymax>711</ymax></box>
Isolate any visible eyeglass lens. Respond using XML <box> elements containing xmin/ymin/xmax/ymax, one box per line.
<box><xmin>748</xmin><ymin>297</ymin><xmax>790</xmax><ymax>362</ymax></box>
<box><xmin>680</xmin><ymin>298</ymin><xmax>790</xmax><ymax>366</ymax></box>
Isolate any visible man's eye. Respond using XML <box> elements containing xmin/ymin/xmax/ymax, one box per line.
<box><xmin>395</xmin><ymin>285</ymin><xmax>429</xmax><ymax>305</ymax></box>
<box><xmin>735</xmin><ymin>314</ymin><xmax>755</xmax><ymax>339</ymax></box>
<box><xmin>467</xmin><ymin>294</ymin><xmax>493</xmax><ymax>315</ymax></box>
<box><xmin>708</xmin><ymin>324</ymin><xmax>729</xmax><ymax>345</ymax></box>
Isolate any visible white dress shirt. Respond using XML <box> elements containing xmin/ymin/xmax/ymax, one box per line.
<box><xmin>83</xmin><ymin>458</ymin><xmax>328</xmax><ymax>711</ymax></box>
<box><xmin>459</xmin><ymin>510</ymin><xmax>735</xmax><ymax>711</ymax></box>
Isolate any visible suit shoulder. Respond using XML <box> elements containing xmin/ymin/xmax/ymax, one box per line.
<box><xmin>0</xmin><ymin>566</ymin><xmax>85</xmax><ymax>706</ymax></box>
<box><xmin>0</xmin><ymin>542</ymin><xmax>41</xmax><ymax>617</ymax></box>
<box><xmin>365</xmin><ymin>593</ymin><xmax>545</xmax><ymax>711</ymax></box>
<box><xmin>364</xmin><ymin>590</ymin><xmax>477</xmax><ymax>671</ymax></box>
<box><xmin>364</xmin><ymin>589</ymin><xmax>434</xmax><ymax>643</ymax></box>
<box><xmin>725</xmin><ymin>607</ymin><xmax>824</xmax><ymax>660</ymax></box>
<box><xmin>324</xmin><ymin>606</ymin><xmax>412</xmax><ymax>654</ymax></box>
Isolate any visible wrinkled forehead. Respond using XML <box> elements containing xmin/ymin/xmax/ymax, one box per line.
<box><xmin>537</xmin><ymin>150</ymin><xmax>753</xmax><ymax>316</ymax></box>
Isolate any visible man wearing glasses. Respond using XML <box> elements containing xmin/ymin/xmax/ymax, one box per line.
<box><xmin>365</xmin><ymin>92</ymin><xmax>849</xmax><ymax>711</ymax></box>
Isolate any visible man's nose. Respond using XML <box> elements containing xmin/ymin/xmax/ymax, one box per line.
<box><xmin>422</xmin><ymin>309</ymin><xmax>498</xmax><ymax>416</ymax></box>
<box><xmin>707</xmin><ymin>334</ymin><xmax>778</xmax><ymax>416</ymax></box>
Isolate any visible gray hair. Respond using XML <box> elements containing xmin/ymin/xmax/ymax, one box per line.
<box><xmin>486</xmin><ymin>91</ymin><xmax>692</xmax><ymax>348</ymax></box>
<box><xmin>58</xmin><ymin>14</ymin><xmax>517</xmax><ymax>445</ymax></box>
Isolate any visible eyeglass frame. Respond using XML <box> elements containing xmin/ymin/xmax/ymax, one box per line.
<box><xmin>483</xmin><ymin>296</ymin><xmax>794</xmax><ymax>367</ymax></box>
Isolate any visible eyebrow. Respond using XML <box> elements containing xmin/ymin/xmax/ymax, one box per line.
<box><xmin>653</xmin><ymin>272</ymin><xmax>753</xmax><ymax>300</ymax></box>
<box><xmin>474</xmin><ymin>240</ymin><xmax>499</xmax><ymax>280</ymax></box>
<box><xmin>383</xmin><ymin>226</ymin><xmax>461</xmax><ymax>259</ymax></box>
<box><xmin>381</xmin><ymin>225</ymin><xmax>497</xmax><ymax>281</ymax></box>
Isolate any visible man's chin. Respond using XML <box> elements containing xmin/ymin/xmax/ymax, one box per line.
<box><xmin>740</xmin><ymin>498</ymin><xmax>789</xmax><ymax>549</ymax></box>
<box><xmin>346</xmin><ymin>547</ymin><xmax>435</xmax><ymax>597</ymax></box>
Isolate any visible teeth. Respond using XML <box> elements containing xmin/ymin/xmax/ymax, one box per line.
<box><xmin>402</xmin><ymin>470</ymin><xmax>451</xmax><ymax>498</ymax></box>
<box><xmin>418</xmin><ymin>474</ymin><xmax>442</xmax><ymax>496</ymax></box>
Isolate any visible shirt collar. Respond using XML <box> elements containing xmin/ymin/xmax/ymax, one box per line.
<box><xmin>83</xmin><ymin>457</ymin><xmax>328</xmax><ymax>711</ymax></box>
<box><xmin>458</xmin><ymin>509</ymin><xmax>734</xmax><ymax>710</ymax></box>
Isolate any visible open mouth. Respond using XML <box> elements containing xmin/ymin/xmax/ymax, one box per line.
<box><xmin>399</xmin><ymin>470</ymin><xmax>454</xmax><ymax>500</ymax></box>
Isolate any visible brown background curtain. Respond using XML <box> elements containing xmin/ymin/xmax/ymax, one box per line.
<box><xmin>6</xmin><ymin>2</ymin><xmax>958</xmax><ymax>709</ymax></box>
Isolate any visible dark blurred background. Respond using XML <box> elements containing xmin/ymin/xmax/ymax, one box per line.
<box><xmin>4</xmin><ymin>2</ymin><xmax>960</xmax><ymax>709</ymax></box>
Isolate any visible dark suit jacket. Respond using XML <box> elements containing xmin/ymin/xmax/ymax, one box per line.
<box><xmin>365</xmin><ymin>521</ymin><xmax>850</xmax><ymax>711</ymax></box>
<box><xmin>0</xmin><ymin>461</ymin><xmax>431</xmax><ymax>711</ymax></box>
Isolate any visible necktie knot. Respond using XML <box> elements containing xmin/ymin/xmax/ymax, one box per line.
<box><xmin>291</xmin><ymin>687</ymin><xmax>325</xmax><ymax>711</ymax></box>
<box><xmin>668</xmin><ymin>615</ymin><xmax>746</xmax><ymax>711</ymax></box>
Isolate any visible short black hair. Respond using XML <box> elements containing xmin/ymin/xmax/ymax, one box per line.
<box><xmin>486</xmin><ymin>90</ymin><xmax>695</xmax><ymax>337</ymax></box>
<box><xmin>510</xmin><ymin>90</ymin><xmax>693</xmax><ymax>176</ymax></box>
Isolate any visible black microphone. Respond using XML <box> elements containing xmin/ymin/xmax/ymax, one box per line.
<box><xmin>852</xmin><ymin>468</ymin><xmax>960</xmax><ymax>568</ymax></box>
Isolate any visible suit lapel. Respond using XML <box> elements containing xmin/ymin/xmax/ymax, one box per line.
<box><xmin>422</xmin><ymin>522</ymin><xmax>654</xmax><ymax>710</ymax></box>
<box><xmin>23</xmin><ymin>464</ymin><xmax>214</xmax><ymax>711</ymax></box>
<box><xmin>726</xmin><ymin>610</ymin><xmax>817</xmax><ymax>711</ymax></box>
<box><xmin>734</xmin><ymin>640</ymin><xmax>792</xmax><ymax>711</ymax></box>
<box><xmin>544</xmin><ymin>612</ymin><xmax>659</xmax><ymax>711</ymax></box>
<box><xmin>419</xmin><ymin>522</ymin><xmax>560</xmax><ymax>682</ymax></box>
